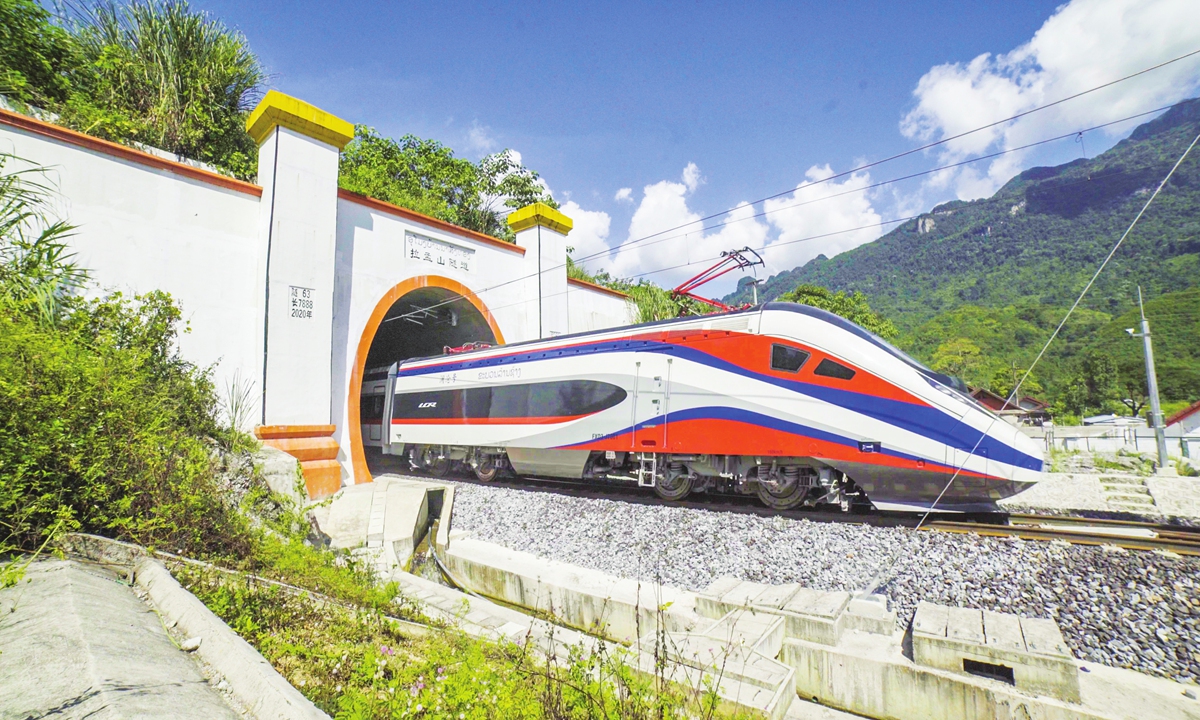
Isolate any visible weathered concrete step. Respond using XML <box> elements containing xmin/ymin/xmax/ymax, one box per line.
<box><xmin>393</xmin><ymin>569</ymin><xmax>793</xmax><ymax>719</ymax></box>
<box><xmin>1101</xmin><ymin>486</ymin><xmax>1152</xmax><ymax>495</ymax></box>
<box><xmin>648</xmin><ymin>633</ymin><xmax>794</xmax><ymax>693</ymax></box>
<box><xmin>1103</xmin><ymin>493</ymin><xmax>1155</xmax><ymax>505</ymax></box>
<box><xmin>698</xmin><ymin>576</ymin><xmax>895</xmax><ymax>646</ymax></box>
<box><xmin>651</xmin><ymin>659</ymin><xmax>794</xmax><ymax>720</ymax></box>
<box><xmin>309</xmin><ymin>475</ymin><xmax>444</xmax><ymax>574</ymax></box>
<box><xmin>1101</xmin><ymin>482</ymin><xmax>1150</xmax><ymax>490</ymax></box>
<box><xmin>702</xmin><ymin>607</ymin><xmax>786</xmax><ymax>657</ymax></box>
<box><xmin>912</xmin><ymin>601</ymin><xmax>1079</xmax><ymax>702</ymax></box>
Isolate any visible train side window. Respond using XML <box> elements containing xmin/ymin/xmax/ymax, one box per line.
<box><xmin>770</xmin><ymin>344</ymin><xmax>809</xmax><ymax>373</ymax></box>
<box><xmin>814</xmin><ymin>358</ymin><xmax>856</xmax><ymax>380</ymax></box>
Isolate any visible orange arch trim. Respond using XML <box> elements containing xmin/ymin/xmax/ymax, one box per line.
<box><xmin>348</xmin><ymin>275</ymin><xmax>506</xmax><ymax>484</ymax></box>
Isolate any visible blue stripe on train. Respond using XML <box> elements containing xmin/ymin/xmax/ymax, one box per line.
<box><xmin>558</xmin><ymin>405</ymin><xmax>969</xmax><ymax>474</ymax></box>
<box><xmin>397</xmin><ymin>338</ymin><xmax>1042</xmax><ymax>472</ymax></box>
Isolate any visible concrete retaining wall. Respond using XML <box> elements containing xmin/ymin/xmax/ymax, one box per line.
<box><xmin>0</xmin><ymin>108</ymin><xmax>264</xmax><ymax>411</ymax></box>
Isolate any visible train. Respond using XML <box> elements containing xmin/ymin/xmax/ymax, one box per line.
<box><xmin>360</xmin><ymin>302</ymin><xmax>1044</xmax><ymax>512</ymax></box>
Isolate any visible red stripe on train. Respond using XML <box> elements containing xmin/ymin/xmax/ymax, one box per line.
<box><xmin>568</xmin><ymin>418</ymin><xmax>993</xmax><ymax>480</ymax></box>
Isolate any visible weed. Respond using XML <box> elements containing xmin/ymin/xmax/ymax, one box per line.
<box><xmin>176</xmin><ymin>562</ymin><xmax>744</xmax><ymax>719</ymax></box>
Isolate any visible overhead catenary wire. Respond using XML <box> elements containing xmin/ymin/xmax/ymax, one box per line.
<box><xmin>566</xmin><ymin>49</ymin><xmax>1200</xmax><ymax>267</ymax></box>
<box><xmin>372</xmin><ymin>50</ymin><xmax>1200</xmax><ymax>330</ymax></box>
<box><xmin>382</xmin><ymin>97</ymin><xmax>1192</xmax><ymax>328</ymax></box>
<box><xmin>624</xmin><ymin>150</ymin><xmax>1182</xmax><ymax>286</ymax></box>
<box><xmin>575</xmin><ymin>104</ymin><xmax>1179</xmax><ymax>269</ymax></box>
<box><xmin>858</xmin><ymin>128</ymin><xmax>1200</xmax><ymax>599</ymax></box>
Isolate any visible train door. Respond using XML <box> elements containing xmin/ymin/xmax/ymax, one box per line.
<box><xmin>633</xmin><ymin>353</ymin><xmax>672</xmax><ymax>451</ymax></box>
<box><xmin>945</xmin><ymin>445</ymin><xmax>990</xmax><ymax>480</ymax></box>
<box><xmin>360</xmin><ymin>391</ymin><xmax>385</xmax><ymax>446</ymax></box>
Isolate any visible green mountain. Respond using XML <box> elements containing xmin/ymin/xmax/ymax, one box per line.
<box><xmin>727</xmin><ymin>98</ymin><xmax>1200</xmax><ymax>320</ymax></box>
<box><xmin>724</xmin><ymin>99</ymin><xmax>1200</xmax><ymax>415</ymax></box>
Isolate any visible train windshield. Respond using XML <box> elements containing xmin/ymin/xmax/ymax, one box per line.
<box><xmin>765</xmin><ymin>302</ymin><xmax>999</xmax><ymax>416</ymax></box>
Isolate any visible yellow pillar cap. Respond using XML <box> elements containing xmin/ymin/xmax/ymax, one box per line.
<box><xmin>506</xmin><ymin>202</ymin><xmax>573</xmax><ymax>235</ymax></box>
<box><xmin>246</xmin><ymin>90</ymin><xmax>355</xmax><ymax>149</ymax></box>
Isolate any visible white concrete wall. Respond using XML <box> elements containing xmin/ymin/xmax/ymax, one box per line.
<box><xmin>566</xmin><ymin>280</ymin><xmax>637</xmax><ymax>334</ymax></box>
<box><xmin>1169</xmin><ymin>411</ymin><xmax>1200</xmax><ymax>436</ymax></box>
<box><xmin>1027</xmin><ymin>425</ymin><xmax>1199</xmax><ymax>457</ymax></box>
<box><xmin>513</xmin><ymin>223</ymin><xmax>569</xmax><ymax>338</ymax></box>
<box><xmin>0</xmin><ymin>120</ymin><xmax>265</xmax><ymax>426</ymax></box>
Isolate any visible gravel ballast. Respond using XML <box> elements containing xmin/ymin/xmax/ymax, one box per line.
<box><xmin>441</xmin><ymin>479</ymin><xmax>1200</xmax><ymax>685</ymax></box>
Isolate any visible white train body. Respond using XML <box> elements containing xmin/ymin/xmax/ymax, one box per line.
<box><xmin>364</xmin><ymin>303</ymin><xmax>1044</xmax><ymax>512</ymax></box>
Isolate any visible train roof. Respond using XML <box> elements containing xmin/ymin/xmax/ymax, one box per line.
<box><xmin>395</xmin><ymin>304</ymin><xmax>761</xmax><ymax>368</ymax></box>
<box><xmin>393</xmin><ymin>302</ymin><xmax>966</xmax><ymax>396</ymax></box>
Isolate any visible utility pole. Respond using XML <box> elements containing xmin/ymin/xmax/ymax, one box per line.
<box><xmin>1127</xmin><ymin>287</ymin><xmax>1169</xmax><ymax>470</ymax></box>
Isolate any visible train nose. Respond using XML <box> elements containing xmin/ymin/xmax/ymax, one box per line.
<box><xmin>1003</xmin><ymin>421</ymin><xmax>1046</xmax><ymax>476</ymax></box>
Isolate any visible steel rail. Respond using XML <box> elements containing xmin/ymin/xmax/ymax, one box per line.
<box><xmin>925</xmin><ymin>518</ymin><xmax>1200</xmax><ymax>556</ymax></box>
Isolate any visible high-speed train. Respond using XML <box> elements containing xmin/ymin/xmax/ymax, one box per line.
<box><xmin>361</xmin><ymin>302</ymin><xmax>1044</xmax><ymax>512</ymax></box>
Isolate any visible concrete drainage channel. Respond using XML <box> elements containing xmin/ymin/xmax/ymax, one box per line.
<box><xmin>310</xmin><ymin>473</ymin><xmax>1199</xmax><ymax>720</ymax></box>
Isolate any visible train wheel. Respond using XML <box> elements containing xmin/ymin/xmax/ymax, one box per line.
<box><xmin>473</xmin><ymin>457</ymin><xmax>499</xmax><ymax>482</ymax></box>
<box><xmin>654</xmin><ymin>467</ymin><xmax>694</xmax><ymax>501</ymax></box>
<box><xmin>754</xmin><ymin>471</ymin><xmax>808</xmax><ymax>510</ymax></box>
<box><xmin>423</xmin><ymin>449</ymin><xmax>451</xmax><ymax>477</ymax></box>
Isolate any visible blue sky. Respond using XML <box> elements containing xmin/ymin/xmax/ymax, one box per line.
<box><xmin>200</xmin><ymin>0</ymin><xmax>1200</xmax><ymax>293</ymax></box>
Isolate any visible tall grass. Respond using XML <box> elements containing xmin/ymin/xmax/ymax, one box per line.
<box><xmin>57</xmin><ymin>0</ymin><xmax>265</xmax><ymax>177</ymax></box>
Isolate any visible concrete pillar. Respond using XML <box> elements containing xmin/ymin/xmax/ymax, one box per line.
<box><xmin>246</xmin><ymin>90</ymin><xmax>354</xmax><ymax>498</ymax></box>
<box><xmin>508</xmin><ymin>203</ymin><xmax>573</xmax><ymax>339</ymax></box>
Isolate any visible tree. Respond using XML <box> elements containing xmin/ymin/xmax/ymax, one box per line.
<box><xmin>988</xmin><ymin>362</ymin><xmax>1043</xmax><ymax>400</ymax></box>
<box><xmin>0</xmin><ymin>0</ymin><xmax>265</xmax><ymax>178</ymax></box>
<box><xmin>1076</xmin><ymin>351</ymin><xmax>1120</xmax><ymax>416</ymax></box>
<box><xmin>339</xmin><ymin>127</ymin><xmax>556</xmax><ymax>242</ymax></box>
<box><xmin>930</xmin><ymin>338</ymin><xmax>984</xmax><ymax>383</ymax></box>
<box><xmin>777</xmin><ymin>284</ymin><xmax>899</xmax><ymax>340</ymax></box>
<box><xmin>0</xmin><ymin>0</ymin><xmax>77</xmax><ymax>105</ymax></box>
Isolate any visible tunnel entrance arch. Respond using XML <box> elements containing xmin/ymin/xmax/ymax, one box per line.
<box><xmin>348</xmin><ymin>276</ymin><xmax>505</xmax><ymax>482</ymax></box>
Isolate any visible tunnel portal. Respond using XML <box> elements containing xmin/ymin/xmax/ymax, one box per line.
<box><xmin>360</xmin><ymin>285</ymin><xmax>498</xmax><ymax>476</ymax></box>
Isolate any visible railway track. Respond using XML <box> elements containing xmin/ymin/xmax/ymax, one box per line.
<box><xmin>370</xmin><ymin>455</ymin><xmax>1200</xmax><ymax>555</ymax></box>
<box><xmin>925</xmin><ymin>514</ymin><xmax>1200</xmax><ymax>557</ymax></box>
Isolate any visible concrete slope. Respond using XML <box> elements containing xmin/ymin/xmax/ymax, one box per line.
<box><xmin>0</xmin><ymin>558</ymin><xmax>240</xmax><ymax>720</ymax></box>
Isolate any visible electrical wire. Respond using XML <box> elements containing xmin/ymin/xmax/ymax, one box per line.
<box><xmin>566</xmin><ymin>49</ymin><xmax>1200</xmax><ymax>267</ymax></box>
<box><xmin>367</xmin><ymin>50</ymin><xmax>1200</xmax><ymax>331</ymax></box>
<box><xmin>857</xmin><ymin>128</ymin><xmax>1200</xmax><ymax>599</ymax></box>
<box><xmin>380</xmin><ymin>99</ymin><xmax>1192</xmax><ymax>328</ymax></box>
<box><xmin>575</xmin><ymin>104</ymin><xmax>1178</xmax><ymax>268</ymax></box>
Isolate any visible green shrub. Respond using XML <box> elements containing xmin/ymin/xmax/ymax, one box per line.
<box><xmin>0</xmin><ymin>289</ymin><xmax>254</xmax><ymax>557</ymax></box>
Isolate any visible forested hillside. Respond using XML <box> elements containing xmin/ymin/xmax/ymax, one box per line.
<box><xmin>725</xmin><ymin>99</ymin><xmax>1200</xmax><ymax>418</ymax></box>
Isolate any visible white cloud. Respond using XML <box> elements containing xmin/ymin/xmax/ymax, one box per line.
<box><xmin>614</xmin><ymin>187</ymin><xmax>633</xmax><ymax>203</ymax></box>
<box><xmin>902</xmin><ymin>0</ymin><xmax>1200</xmax><ymax>199</ymax></box>
<box><xmin>761</xmin><ymin>165</ymin><xmax>884</xmax><ymax>270</ymax></box>
<box><xmin>681</xmin><ymin>162</ymin><xmax>703</xmax><ymax>192</ymax></box>
<box><xmin>466</xmin><ymin>120</ymin><xmax>497</xmax><ymax>154</ymax></box>
<box><xmin>569</xmin><ymin>161</ymin><xmax>884</xmax><ymax>292</ymax></box>
<box><xmin>560</xmin><ymin>201</ymin><xmax>611</xmax><ymax>262</ymax></box>
<box><xmin>569</xmin><ymin>164</ymin><xmax>768</xmax><ymax>291</ymax></box>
